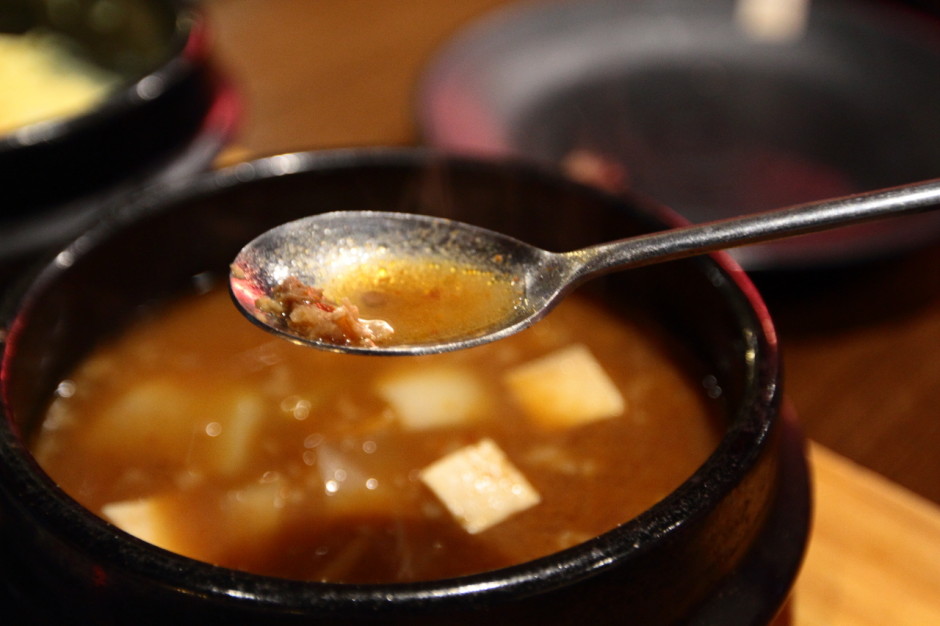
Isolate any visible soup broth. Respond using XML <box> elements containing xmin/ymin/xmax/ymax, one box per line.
<box><xmin>322</xmin><ymin>256</ymin><xmax>523</xmax><ymax>345</ymax></box>
<box><xmin>32</xmin><ymin>285</ymin><xmax>721</xmax><ymax>583</ymax></box>
<box><xmin>253</xmin><ymin>255</ymin><xmax>523</xmax><ymax>348</ymax></box>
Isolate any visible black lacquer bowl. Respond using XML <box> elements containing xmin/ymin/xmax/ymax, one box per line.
<box><xmin>0</xmin><ymin>0</ymin><xmax>236</xmax><ymax>281</ymax></box>
<box><xmin>0</xmin><ymin>149</ymin><xmax>810</xmax><ymax>625</ymax></box>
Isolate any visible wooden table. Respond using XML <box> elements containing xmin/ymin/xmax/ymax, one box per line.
<box><xmin>202</xmin><ymin>1</ymin><xmax>940</xmax><ymax>623</ymax></box>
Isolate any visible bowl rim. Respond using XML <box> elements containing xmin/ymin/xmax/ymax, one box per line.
<box><xmin>0</xmin><ymin>147</ymin><xmax>783</xmax><ymax>615</ymax></box>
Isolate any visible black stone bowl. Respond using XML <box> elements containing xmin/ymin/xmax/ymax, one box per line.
<box><xmin>0</xmin><ymin>0</ymin><xmax>236</xmax><ymax>281</ymax></box>
<box><xmin>0</xmin><ymin>149</ymin><xmax>810</xmax><ymax>625</ymax></box>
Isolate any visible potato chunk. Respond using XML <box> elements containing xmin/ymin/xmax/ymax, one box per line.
<box><xmin>419</xmin><ymin>438</ymin><xmax>540</xmax><ymax>534</ymax></box>
<box><xmin>503</xmin><ymin>344</ymin><xmax>625</xmax><ymax>429</ymax></box>
<box><xmin>376</xmin><ymin>366</ymin><xmax>489</xmax><ymax>430</ymax></box>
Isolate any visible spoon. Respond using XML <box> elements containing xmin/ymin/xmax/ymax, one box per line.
<box><xmin>230</xmin><ymin>177</ymin><xmax>940</xmax><ymax>356</ymax></box>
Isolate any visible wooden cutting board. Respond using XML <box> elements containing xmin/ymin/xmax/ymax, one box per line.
<box><xmin>788</xmin><ymin>442</ymin><xmax>940</xmax><ymax>625</ymax></box>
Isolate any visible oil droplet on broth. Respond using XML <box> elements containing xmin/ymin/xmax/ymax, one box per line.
<box><xmin>323</xmin><ymin>257</ymin><xmax>523</xmax><ymax>345</ymax></box>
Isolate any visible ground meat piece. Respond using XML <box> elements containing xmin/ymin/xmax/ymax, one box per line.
<box><xmin>257</xmin><ymin>277</ymin><xmax>394</xmax><ymax>347</ymax></box>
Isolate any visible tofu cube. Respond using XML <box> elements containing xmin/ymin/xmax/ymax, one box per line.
<box><xmin>376</xmin><ymin>366</ymin><xmax>490</xmax><ymax>430</ymax></box>
<box><xmin>218</xmin><ymin>480</ymin><xmax>285</xmax><ymax>547</ymax></box>
<box><xmin>101</xmin><ymin>496</ymin><xmax>183</xmax><ymax>554</ymax></box>
<box><xmin>86</xmin><ymin>380</ymin><xmax>197</xmax><ymax>460</ymax></box>
<box><xmin>313</xmin><ymin>444</ymin><xmax>399</xmax><ymax>517</ymax></box>
<box><xmin>102</xmin><ymin>480</ymin><xmax>285</xmax><ymax>563</ymax></box>
<box><xmin>202</xmin><ymin>390</ymin><xmax>265</xmax><ymax>477</ymax></box>
<box><xmin>419</xmin><ymin>439</ymin><xmax>540</xmax><ymax>534</ymax></box>
<box><xmin>504</xmin><ymin>344</ymin><xmax>625</xmax><ymax>429</ymax></box>
<box><xmin>86</xmin><ymin>380</ymin><xmax>264</xmax><ymax>477</ymax></box>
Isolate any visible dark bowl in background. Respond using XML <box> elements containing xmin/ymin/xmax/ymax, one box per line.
<box><xmin>0</xmin><ymin>0</ymin><xmax>237</xmax><ymax>282</ymax></box>
<box><xmin>418</xmin><ymin>0</ymin><xmax>940</xmax><ymax>270</ymax></box>
<box><xmin>0</xmin><ymin>149</ymin><xmax>809</xmax><ymax>625</ymax></box>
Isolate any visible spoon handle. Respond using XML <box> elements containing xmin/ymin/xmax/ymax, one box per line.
<box><xmin>571</xmin><ymin>177</ymin><xmax>940</xmax><ymax>276</ymax></box>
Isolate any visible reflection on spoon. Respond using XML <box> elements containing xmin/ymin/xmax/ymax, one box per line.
<box><xmin>230</xmin><ymin>177</ymin><xmax>940</xmax><ymax>356</ymax></box>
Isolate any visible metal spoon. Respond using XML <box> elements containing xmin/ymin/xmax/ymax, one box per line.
<box><xmin>230</xmin><ymin>178</ymin><xmax>940</xmax><ymax>356</ymax></box>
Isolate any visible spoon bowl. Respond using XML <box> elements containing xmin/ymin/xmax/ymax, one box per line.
<box><xmin>231</xmin><ymin>176</ymin><xmax>940</xmax><ymax>355</ymax></box>
<box><xmin>230</xmin><ymin>210</ymin><xmax>548</xmax><ymax>355</ymax></box>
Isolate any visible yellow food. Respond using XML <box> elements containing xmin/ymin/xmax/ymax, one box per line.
<box><xmin>0</xmin><ymin>31</ymin><xmax>118</xmax><ymax>134</ymax></box>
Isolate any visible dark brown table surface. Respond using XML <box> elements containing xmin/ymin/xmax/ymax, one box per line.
<box><xmin>203</xmin><ymin>0</ymin><xmax>940</xmax><ymax>505</ymax></box>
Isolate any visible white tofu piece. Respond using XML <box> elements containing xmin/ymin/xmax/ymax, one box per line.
<box><xmin>86</xmin><ymin>380</ymin><xmax>196</xmax><ymax>457</ymax></box>
<box><xmin>219</xmin><ymin>480</ymin><xmax>285</xmax><ymax>547</ymax></box>
<box><xmin>101</xmin><ymin>496</ymin><xmax>182</xmax><ymax>554</ymax></box>
<box><xmin>86</xmin><ymin>380</ymin><xmax>265</xmax><ymax>477</ymax></box>
<box><xmin>419</xmin><ymin>438</ymin><xmax>540</xmax><ymax>534</ymax></box>
<box><xmin>103</xmin><ymin>480</ymin><xmax>285</xmax><ymax>563</ymax></box>
<box><xmin>376</xmin><ymin>366</ymin><xmax>489</xmax><ymax>430</ymax></box>
<box><xmin>202</xmin><ymin>390</ymin><xmax>265</xmax><ymax>477</ymax></box>
<box><xmin>503</xmin><ymin>344</ymin><xmax>625</xmax><ymax>429</ymax></box>
<box><xmin>312</xmin><ymin>444</ymin><xmax>398</xmax><ymax>517</ymax></box>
